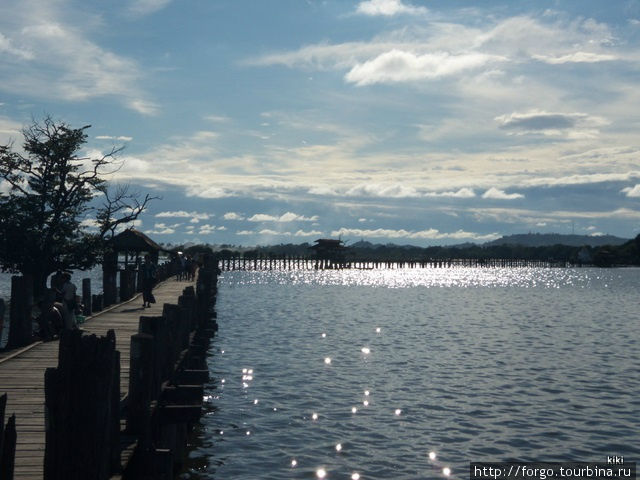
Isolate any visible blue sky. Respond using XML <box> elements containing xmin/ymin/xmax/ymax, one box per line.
<box><xmin>2</xmin><ymin>0</ymin><xmax>640</xmax><ymax>246</ymax></box>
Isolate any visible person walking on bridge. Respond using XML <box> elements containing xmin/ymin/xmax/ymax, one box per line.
<box><xmin>142</xmin><ymin>254</ymin><xmax>157</xmax><ymax>308</ymax></box>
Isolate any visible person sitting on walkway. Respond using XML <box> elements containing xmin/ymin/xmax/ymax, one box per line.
<box><xmin>142</xmin><ymin>254</ymin><xmax>157</xmax><ymax>308</ymax></box>
<box><xmin>35</xmin><ymin>299</ymin><xmax>64</xmax><ymax>340</ymax></box>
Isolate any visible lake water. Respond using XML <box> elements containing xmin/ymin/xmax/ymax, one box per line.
<box><xmin>181</xmin><ymin>266</ymin><xmax>639</xmax><ymax>480</ymax></box>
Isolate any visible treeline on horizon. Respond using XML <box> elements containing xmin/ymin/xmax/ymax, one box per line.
<box><xmin>170</xmin><ymin>234</ymin><xmax>640</xmax><ymax>267</ymax></box>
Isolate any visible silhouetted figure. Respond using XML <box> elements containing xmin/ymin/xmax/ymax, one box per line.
<box><xmin>60</xmin><ymin>273</ymin><xmax>77</xmax><ymax>329</ymax></box>
<box><xmin>141</xmin><ymin>254</ymin><xmax>157</xmax><ymax>308</ymax></box>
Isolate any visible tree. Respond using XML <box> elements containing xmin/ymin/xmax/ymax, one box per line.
<box><xmin>0</xmin><ymin>116</ymin><xmax>155</xmax><ymax>298</ymax></box>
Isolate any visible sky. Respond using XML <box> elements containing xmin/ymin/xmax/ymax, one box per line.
<box><xmin>1</xmin><ymin>0</ymin><xmax>640</xmax><ymax>247</ymax></box>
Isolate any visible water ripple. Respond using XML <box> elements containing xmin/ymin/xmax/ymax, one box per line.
<box><xmin>180</xmin><ymin>267</ymin><xmax>640</xmax><ymax>479</ymax></box>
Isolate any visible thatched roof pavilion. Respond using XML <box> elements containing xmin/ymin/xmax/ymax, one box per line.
<box><xmin>110</xmin><ymin>228</ymin><xmax>165</xmax><ymax>254</ymax></box>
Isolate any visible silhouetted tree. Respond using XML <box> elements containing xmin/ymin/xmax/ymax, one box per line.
<box><xmin>0</xmin><ymin>116</ymin><xmax>155</xmax><ymax>298</ymax></box>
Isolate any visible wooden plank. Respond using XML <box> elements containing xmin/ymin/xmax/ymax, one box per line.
<box><xmin>0</xmin><ymin>278</ymin><xmax>195</xmax><ymax>479</ymax></box>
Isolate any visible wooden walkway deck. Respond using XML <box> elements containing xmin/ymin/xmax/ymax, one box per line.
<box><xmin>0</xmin><ymin>278</ymin><xmax>195</xmax><ymax>480</ymax></box>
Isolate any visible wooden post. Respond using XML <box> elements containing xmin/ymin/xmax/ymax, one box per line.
<box><xmin>0</xmin><ymin>299</ymin><xmax>5</xmax><ymax>339</ymax></box>
<box><xmin>0</xmin><ymin>393</ymin><xmax>16</xmax><ymax>480</ymax></box>
<box><xmin>7</xmin><ymin>275</ymin><xmax>33</xmax><ymax>349</ymax></box>
<box><xmin>102</xmin><ymin>251</ymin><xmax>118</xmax><ymax>306</ymax></box>
<box><xmin>44</xmin><ymin>329</ymin><xmax>120</xmax><ymax>480</ymax></box>
<box><xmin>139</xmin><ymin>316</ymin><xmax>169</xmax><ymax>398</ymax></box>
<box><xmin>82</xmin><ymin>278</ymin><xmax>92</xmax><ymax>316</ymax></box>
<box><xmin>92</xmin><ymin>294</ymin><xmax>103</xmax><ymax>312</ymax></box>
<box><xmin>127</xmin><ymin>333</ymin><xmax>154</xmax><ymax>437</ymax></box>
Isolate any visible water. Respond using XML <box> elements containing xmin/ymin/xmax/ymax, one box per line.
<box><xmin>188</xmin><ymin>267</ymin><xmax>638</xmax><ymax>479</ymax></box>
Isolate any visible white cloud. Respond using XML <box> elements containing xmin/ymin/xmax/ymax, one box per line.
<box><xmin>155</xmin><ymin>210</ymin><xmax>211</xmax><ymax>223</ymax></box>
<box><xmin>0</xmin><ymin>4</ymin><xmax>156</xmax><ymax>115</ymax></box>
<box><xmin>258</xmin><ymin>229</ymin><xmax>284</xmax><ymax>236</ymax></box>
<box><xmin>96</xmin><ymin>135</ymin><xmax>133</xmax><ymax>141</ymax></box>
<box><xmin>144</xmin><ymin>227</ymin><xmax>175</xmax><ymax>235</ymax></box>
<box><xmin>198</xmin><ymin>224</ymin><xmax>217</xmax><ymax>235</ymax></box>
<box><xmin>294</xmin><ymin>229</ymin><xmax>323</xmax><ymax>237</ymax></box>
<box><xmin>355</xmin><ymin>0</ymin><xmax>427</xmax><ymax>16</ymax></box>
<box><xmin>425</xmin><ymin>188</ymin><xmax>476</xmax><ymax>198</ymax></box>
<box><xmin>532</xmin><ymin>52</ymin><xmax>616</xmax><ymax>64</ymax></box>
<box><xmin>331</xmin><ymin>227</ymin><xmax>499</xmax><ymax>242</ymax></box>
<box><xmin>346</xmin><ymin>183</ymin><xmax>421</xmax><ymax>198</ymax></box>
<box><xmin>186</xmin><ymin>185</ymin><xmax>231</xmax><ymax>198</ymax></box>
<box><xmin>345</xmin><ymin>50</ymin><xmax>501</xmax><ymax>86</ymax></box>
<box><xmin>621</xmin><ymin>184</ymin><xmax>640</xmax><ymax>197</ymax></box>
<box><xmin>482</xmin><ymin>188</ymin><xmax>524</xmax><ymax>200</ymax></box>
<box><xmin>0</xmin><ymin>32</ymin><xmax>33</xmax><ymax>59</ymax></box>
<box><xmin>80</xmin><ymin>218</ymin><xmax>100</xmax><ymax>229</ymax></box>
<box><xmin>248</xmin><ymin>212</ymin><xmax>319</xmax><ymax>222</ymax></box>
<box><xmin>236</xmin><ymin>230</ymin><xmax>254</xmax><ymax>235</ymax></box>
<box><xmin>224</xmin><ymin>212</ymin><xmax>245</xmax><ymax>221</ymax></box>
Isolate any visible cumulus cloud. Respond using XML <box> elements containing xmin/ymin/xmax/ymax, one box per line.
<box><xmin>144</xmin><ymin>222</ymin><xmax>175</xmax><ymax>235</ymax></box>
<box><xmin>331</xmin><ymin>227</ymin><xmax>499</xmax><ymax>242</ymax></box>
<box><xmin>482</xmin><ymin>187</ymin><xmax>524</xmax><ymax>200</ymax></box>
<box><xmin>197</xmin><ymin>224</ymin><xmax>217</xmax><ymax>235</ymax></box>
<box><xmin>248</xmin><ymin>212</ymin><xmax>319</xmax><ymax>222</ymax></box>
<box><xmin>355</xmin><ymin>0</ymin><xmax>427</xmax><ymax>16</ymax></box>
<box><xmin>345</xmin><ymin>50</ymin><xmax>501</xmax><ymax>86</ymax></box>
<box><xmin>223</xmin><ymin>212</ymin><xmax>245</xmax><ymax>221</ymax></box>
<box><xmin>621</xmin><ymin>184</ymin><xmax>640</xmax><ymax>197</ymax></box>
<box><xmin>259</xmin><ymin>228</ymin><xmax>285</xmax><ymax>236</ymax></box>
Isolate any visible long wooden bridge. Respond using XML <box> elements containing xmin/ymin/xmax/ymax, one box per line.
<box><xmin>217</xmin><ymin>256</ymin><xmax>576</xmax><ymax>271</ymax></box>
<box><xmin>0</xmin><ymin>277</ymin><xmax>198</xmax><ymax>479</ymax></box>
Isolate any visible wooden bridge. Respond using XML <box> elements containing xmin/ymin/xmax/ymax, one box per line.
<box><xmin>217</xmin><ymin>256</ymin><xmax>575</xmax><ymax>271</ymax></box>
<box><xmin>0</xmin><ymin>276</ymin><xmax>203</xmax><ymax>479</ymax></box>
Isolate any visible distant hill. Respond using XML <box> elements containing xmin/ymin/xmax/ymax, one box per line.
<box><xmin>483</xmin><ymin>233</ymin><xmax>629</xmax><ymax>248</ymax></box>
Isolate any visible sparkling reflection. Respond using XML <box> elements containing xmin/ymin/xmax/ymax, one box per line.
<box><xmin>200</xmin><ymin>267</ymin><xmax>638</xmax><ymax>479</ymax></box>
